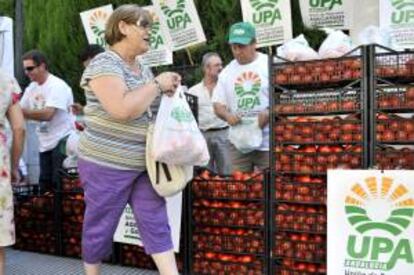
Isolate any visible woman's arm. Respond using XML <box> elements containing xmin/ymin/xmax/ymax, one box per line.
<box><xmin>89</xmin><ymin>72</ymin><xmax>180</xmax><ymax>121</ymax></box>
<box><xmin>7</xmin><ymin>102</ymin><xmax>26</xmax><ymax>182</ymax></box>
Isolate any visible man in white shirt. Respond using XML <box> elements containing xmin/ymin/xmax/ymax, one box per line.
<box><xmin>188</xmin><ymin>52</ymin><xmax>231</xmax><ymax>175</ymax></box>
<box><xmin>212</xmin><ymin>22</ymin><xmax>269</xmax><ymax>173</ymax></box>
<box><xmin>20</xmin><ymin>50</ymin><xmax>75</xmax><ymax>192</ymax></box>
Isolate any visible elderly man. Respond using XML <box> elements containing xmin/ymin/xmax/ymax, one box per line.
<box><xmin>212</xmin><ymin>22</ymin><xmax>269</xmax><ymax>173</ymax></box>
<box><xmin>188</xmin><ymin>52</ymin><xmax>231</xmax><ymax>175</ymax></box>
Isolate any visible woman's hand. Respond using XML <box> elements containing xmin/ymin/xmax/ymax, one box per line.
<box><xmin>154</xmin><ymin>72</ymin><xmax>182</xmax><ymax>97</ymax></box>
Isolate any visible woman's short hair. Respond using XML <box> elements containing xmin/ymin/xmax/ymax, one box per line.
<box><xmin>105</xmin><ymin>4</ymin><xmax>152</xmax><ymax>46</ymax></box>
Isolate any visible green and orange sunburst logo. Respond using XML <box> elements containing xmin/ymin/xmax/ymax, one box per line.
<box><xmin>160</xmin><ymin>0</ymin><xmax>186</xmax><ymax>17</ymax></box>
<box><xmin>234</xmin><ymin>71</ymin><xmax>261</xmax><ymax>97</ymax></box>
<box><xmin>345</xmin><ymin>176</ymin><xmax>414</xmax><ymax>236</ymax></box>
<box><xmin>89</xmin><ymin>10</ymin><xmax>109</xmax><ymax>46</ymax></box>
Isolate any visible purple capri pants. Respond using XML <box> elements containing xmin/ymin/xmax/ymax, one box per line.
<box><xmin>78</xmin><ymin>158</ymin><xmax>173</xmax><ymax>264</ymax></box>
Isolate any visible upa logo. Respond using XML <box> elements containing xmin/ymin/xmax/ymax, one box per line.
<box><xmin>390</xmin><ymin>0</ymin><xmax>414</xmax><ymax>24</ymax></box>
<box><xmin>250</xmin><ymin>0</ymin><xmax>281</xmax><ymax>25</ymax></box>
<box><xmin>171</xmin><ymin>106</ymin><xmax>193</xmax><ymax>123</ymax></box>
<box><xmin>160</xmin><ymin>0</ymin><xmax>192</xmax><ymax>30</ymax></box>
<box><xmin>89</xmin><ymin>10</ymin><xmax>109</xmax><ymax>46</ymax></box>
<box><xmin>344</xmin><ymin>176</ymin><xmax>414</xmax><ymax>270</ymax></box>
<box><xmin>235</xmin><ymin>71</ymin><xmax>261</xmax><ymax>111</ymax></box>
<box><xmin>148</xmin><ymin>11</ymin><xmax>164</xmax><ymax>49</ymax></box>
<box><xmin>309</xmin><ymin>0</ymin><xmax>343</xmax><ymax>10</ymax></box>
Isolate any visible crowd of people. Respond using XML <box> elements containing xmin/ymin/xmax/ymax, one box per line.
<box><xmin>0</xmin><ymin>4</ymin><xmax>270</xmax><ymax>275</ymax></box>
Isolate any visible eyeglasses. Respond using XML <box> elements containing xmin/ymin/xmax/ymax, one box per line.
<box><xmin>24</xmin><ymin>65</ymin><xmax>38</xmax><ymax>72</ymax></box>
<box><xmin>136</xmin><ymin>19</ymin><xmax>152</xmax><ymax>29</ymax></box>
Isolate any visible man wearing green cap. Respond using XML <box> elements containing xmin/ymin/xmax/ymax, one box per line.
<box><xmin>212</xmin><ymin>22</ymin><xmax>269</xmax><ymax>173</ymax></box>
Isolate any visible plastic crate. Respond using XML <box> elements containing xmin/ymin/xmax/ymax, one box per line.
<box><xmin>275</xmin><ymin>175</ymin><xmax>326</xmax><ymax>204</ymax></box>
<box><xmin>193</xmin><ymin>252</ymin><xmax>265</xmax><ymax>275</ymax></box>
<box><xmin>375</xmin><ymin>147</ymin><xmax>414</xmax><ymax>169</ymax></box>
<box><xmin>192</xmin><ymin>200</ymin><xmax>265</xmax><ymax>228</ymax></box>
<box><xmin>274</xmin><ymin>232</ymin><xmax>326</xmax><ymax>262</ymax></box>
<box><xmin>374</xmin><ymin>51</ymin><xmax>414</xmax><ymax>80</ymax></box>
<box><xmin>375</xmin><ymin>116</ymin><xmax>414</xmax><ymax>143</ymax></box>
<box><xmin>376</xmin><ymin>85</ymin><xmax>414</xmax><ymax>110</ymax></box>
<box><xmin>274</xmin><ymin>117</ymin><xmax>362</xmax><ymax>144</ymax></box>
<box><xmin>193</xmin><ymin>226</ymin><xmax>265</xmax><ymax>254</ymax></box>
<box><xmin>192</xmin><ymin>170</ymin><xmax>265</xmax><ymax>200</ymax></box>
<box><xmin>272</xmin><ymin>55</ymin><xmax>362</xmax><ymax>89</ymax></box>
<box><xmin>274</xmin><ymin>89</ymin><xmax>360</xmax><ymax>115</ymax></box>
<box><xmin>274</xmin><ymin>204</ymin><xmax>326</xmax><ymax>234</ymax></box>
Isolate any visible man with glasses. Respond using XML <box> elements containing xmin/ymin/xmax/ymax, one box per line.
<box><xmin>20</xmin><ymin>50</ymin><xmax>75</xmax><ymax>193</ymax></box>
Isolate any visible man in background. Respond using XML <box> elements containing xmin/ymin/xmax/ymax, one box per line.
<box><xmin>20</xmin><ymin>50</ymin><xmax>75</xmax><ymax>192</ymax></box>
<box><xmin>188</xmin><ymin>52</ymin><xmax>231</xmax><ymax>175</ymax></box>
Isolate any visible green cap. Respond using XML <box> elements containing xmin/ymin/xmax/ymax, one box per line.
<box><xmin>228</xmin><ymin>22</ymin><xmax>256</xmax><ymax>45</ymax></box>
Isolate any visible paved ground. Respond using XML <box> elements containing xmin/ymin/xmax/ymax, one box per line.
<box><xmin>5</xmin><ymin>248</ymin><xmax>158</xmax><ymax>275</ymax></box>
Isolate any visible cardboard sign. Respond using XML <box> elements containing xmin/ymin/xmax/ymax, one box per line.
<box><xmin>328</xmin><ymin>170</ymin><xmax>414</xmax><ymax>274</ymax></box>
<box><xmin>241</xmin><ymin>0</ymin><xmax>293</xmax><ymax>47</ymax></box>
<box><xmin>152</xmin><ymin>0</ymin><xmax>206</xmax><ymax>51</ymax></box>
<box><xmin>80</xmin><ymin>4</ymin><xmax>113</xmax><ymax>47</ymax></box>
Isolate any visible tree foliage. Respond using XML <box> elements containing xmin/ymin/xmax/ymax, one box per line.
<box><xmin>21</xmin><ymin>0</ymin><xmax>326</xmax><ymax>103</ymax></box>
<box><xmin>0</xmin><ymin>0</ymin><xmax>14</xmax><ymax>18</ymax></box>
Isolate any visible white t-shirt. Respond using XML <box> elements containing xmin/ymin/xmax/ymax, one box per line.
<box><xmin>212</xmin><ymin>52</ymin><xmax>269</xmax><ymax>151</ymax></box>
<box><xmin>20</xmin><ymin>74</ymin><xmax>75</xmax><ymax>152</ymax></box>
<box><xmin>187</xmin><ymin>81</ymin><xmax>228</xmax><ymax>131</ymax></box>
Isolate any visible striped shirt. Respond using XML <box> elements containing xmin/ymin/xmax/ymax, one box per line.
<box><xmin>79</xmin><ymin>50</ymin><xmax>160</xmax><ymax>170</ymax></box>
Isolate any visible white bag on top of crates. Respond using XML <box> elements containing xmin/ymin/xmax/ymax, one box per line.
<box><xmin>151</xmin><ymin>86</ymin><xmax>209</xmax><ymax>166</ymax></box>
<box><xmin>318</xmin><ymin>29</ymin><xmax>354</xmax><ymax>58</ymax></box>
<box><xmin>277</xmin><ymin>34</ymin><xmax>319</xmax><ymax>61</ymax></box>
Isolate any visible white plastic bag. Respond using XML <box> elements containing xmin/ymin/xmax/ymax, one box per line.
<box><xmin>318</xmin><ymin>29</ymin><xmax>353</xmax><ymax>58</ymax></box>
<box><xmin>152</xmin><ymin>87</ymin><xmax>210</xmax><ymax>166</ymax></box>
<box><xmin>229</xmin><ymin>116</ymin><xmax>262</xmax><ymax>154</ymax></box>
<box><xmin>277</xmin><ymin>34</ymin><xmax>319</xmax><ymax>61</ymax></box>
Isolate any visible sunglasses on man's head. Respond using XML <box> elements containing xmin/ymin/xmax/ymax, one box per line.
<box><xmin>24</xmin><ymin>65</ymin><xmax>38</xmax><ymax>72</ymax></box>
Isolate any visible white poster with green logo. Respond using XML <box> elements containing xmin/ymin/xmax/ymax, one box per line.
<box><xmin>113</xmin><ymin>193</ymin><xmax>182</xmax><ymax>252</ymax></box>
<box><xmin>380</xmin><ymin>0</ymin><xmax>414</xmax><ymax>50</ymax></box>
<box><xmin>299</xmin><ymin>0</ymin><xmax>353</xmax><ymax>29</ymax></box>
<box><xmin>240</xmin><ymin>0</ymin><xmax>293</xmax><ymax>47</ymax></box>
<box><xmin>328</xmin><ymin>170</ymin><xmax>414</xmax><ymax>274</ymax></box>
<box><xmin>80</xmin><ymin>4</ymin><xmax>113</xmax><ymax>47</ymax></box>
<box><xmin>138</xmin><ymin>6</ymin><xmax>173</xmax><ymax>67</ymax></box>
<box><xmin>152</xmin><ymin>0</ymin><xmax>206</xmax><ymax>51</ymax></box>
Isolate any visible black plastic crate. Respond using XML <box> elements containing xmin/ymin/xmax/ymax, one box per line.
<box><xmin>376</xmin><ymin>85</ymin><xmax>414</xmax><ymax>111</ymax></box>
<box><xmin>59</xmin><ymin>168</ymin><xmax>82</xmax><ymax>192</ymax></box>
<box><xmin>274</xmin><ymin>259</ymin><xmax>327</xmax><ymax>275</ymax></box>
<box><xmin>275</xmin><ymin>175</ymin><xmax>326</xmax><ymax>204</ymax></box>
<box><xmin>374</xmin><ymin>50</ymin><xmax>414</xmax><ymax>81</ymax></box>
<box><xmin>192</xmin><ymin>226</ymin><xmax>265</xmax><ymax>255</ymax></box>
<box><xmin>192</xmin><ymin>170</ymin><xmax>265</xmax><ymax>201</ymax></box>
<box><xmin>274</xmin><ymin>232</ymin><xmax>326</xmax><ymax>262</ymax></box>
<box><xmin>274</xmin><ymin>204</ymin><xmax>326</xmax><ymax>234</ymax></box>
<box><xmin>193</xmin><ymin>252</ymin><xmax>265</xmax><ymax>275</ymax></box>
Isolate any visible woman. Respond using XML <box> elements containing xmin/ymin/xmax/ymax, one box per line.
<box><xmin>0</xmin><ymin>71</ymin><xmax>25</xmax><ymax>275</ymax></box>
<box><xmin>78</xmin><ymin>4</ymin><xmax>181</xmax><ymax>275</ymax></box>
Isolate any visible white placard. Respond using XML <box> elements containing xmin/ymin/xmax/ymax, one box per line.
<box><xmin>80</xmin><ymin>4</ymin><xmax>113</xmax><ymax>47</ymax></box>
<box><xmin>328</xmin><ymin>170</ymin><xmax>414</xmax><ymax>275</ymax></box>
<box><xmin>152</xmin><ymin>0</ymin><xmax>206</xmax><ymax>51</ymax></box>
<box><xmin>0</xmin><ymin>17</ymin><xmax>14</xmax><ymax>76</ymax></box>
<box><xmin>380</xmin><ymin>0</ymin><xmax>414</xmax><ymax>50</ymax></box>
<box><xmin>241</xmin><ymin>0</ymin><xmax>293</xmax><ymax>47</ymax></box>
<box><xmin>139</xmin><ymin>6</ymin><xmax>173</xmax><ymax>67</ymax></box>
<box><xmin>299</xmin><ymin>0</ymin><xmax>353</xmax><ymax>29</ymax></box>
<box><xmin>114</xmin><ymin>192</ymin><xmax>182</xmax><ymax>253</ymax></box>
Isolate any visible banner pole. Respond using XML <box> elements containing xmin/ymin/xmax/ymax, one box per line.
<box><xmin>185</xmin><ymin>48</ymin><xmax>195</xmax><ymax>66</ymax></box>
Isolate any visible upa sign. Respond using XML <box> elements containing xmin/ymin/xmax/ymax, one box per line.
<box><xmin>138</xmin><ymin>6</ymin><xmax>173</xmax><ymax>67</ymax></box>
<box><xmin>241</xmin><ymin>0</ymin><xmax>293</xmax><ymax>47</ymax></box>
<box><xmin>152</xmin><ymin>0</ymin><xmax>206</xmax><ymax>51</ymax></box>
<box><xmin>80</xmin><ymin>5</ymin><xmax>113</xmax><ymax>47</ymax></box>
<box><xmin>328</xmin><ymin>170</ymin><xmax>414</xmax><ymax>274</ymax></box>
<box><xmin>299</xmin><ymin>0</ymin><xmax>353</xmax><ymax>29</ymax></box>
<box><xmin>380</xmin><ymin>0</ymin><xmax>414</xmax><ymax>49</ymax></box>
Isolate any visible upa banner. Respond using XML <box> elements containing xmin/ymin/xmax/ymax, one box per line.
<box><xmin>152</xmin><ymin>0</ymin><xmax>206</xmax><ymax>51</ymax></box>
<box><xmin>139</xmin><ymin>6</ymin><xmax>173</xmax><ymax>67</ymax></box>
<box><xmin>113</xmin><ymin>192</ymin><xmax>182</xmax><ymax>252</ymax></box>
<box><xmin>328</xmin><ymin>170</ymin><xmax>414</xmax><ymax>274</ymax></box>
<box><xmin>299</xmin><ymin>0</ymin><xmax>353</xmax><ymax>29</ymax></box>
<box><xmin>380</xmin><ymin>0</ymin><xmax>414</xmax><ymax>50</ymax></box>
<box><xmin>80</xmin><ymin>4</ymin><xmax>113</xmax><ymax>47</ymax></box>
<box><xmin>241</xmin><ymin>0</ymin><xmax>292</xmax><ymax>47</ymax></box>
